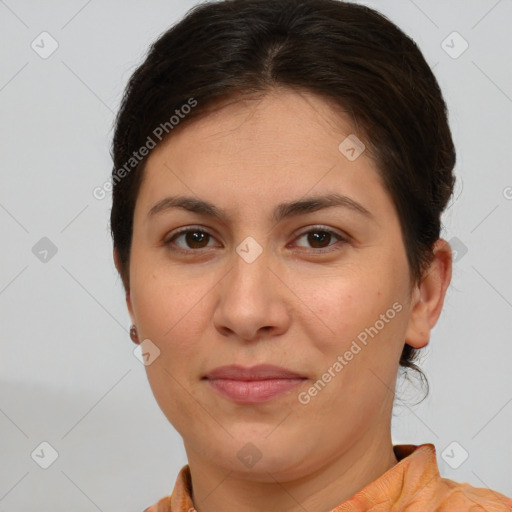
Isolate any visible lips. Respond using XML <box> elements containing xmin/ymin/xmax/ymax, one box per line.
<box><xmin>203</xmin><ymin>364</ymin><xmax>306</xmax><ymax>381</ymax></box>
<box><xmin>203</xmin><ymin>364</ymin><xmax>307</xmax><ymax>403</ymax></box>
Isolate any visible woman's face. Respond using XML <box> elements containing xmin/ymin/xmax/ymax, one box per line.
<box><xmin>123</xmin><ymin>88</ymin><xmax>431</xmax><ymax>480</ymax></box>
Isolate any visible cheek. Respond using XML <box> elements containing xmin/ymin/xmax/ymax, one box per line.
<box><xmin>125</xmin><ymin>241</ymin><xmax>210</xmax><ymax>418</ymax></box>
<box><xmin>292</xmin><ymin>265</ymin><xmax>409</xmax><ymax>408</ymax></box>
<box><xmin>129</xmin><ymin>263</ymin><xmax>210</xmax><ymax>431</ymax></box>
<box><xmin>292</xmin><ymin>265</ymin><xmax>404</xmax><ymax>347</ymax></box>
<box><xmin>129</xmin><ymin>257</ymin><xmax>209</xmax><ymax>354</ymax></box>
<box><xmin>297</xmin><ymin>275</ymin><xmax>406</xmax><ymax>419</ymax></box>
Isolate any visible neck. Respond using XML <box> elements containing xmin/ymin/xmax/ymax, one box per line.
<box><xmin>186</xmin><ymin>430</ymin><xmax>398</xmax><ymax>512</ymax></box>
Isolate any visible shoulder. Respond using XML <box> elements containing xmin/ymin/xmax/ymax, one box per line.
<box><xmin>376</xmin><ymin>444</ymin><xmax>512</xmax><ymax>511</ymax></box>
<box><xmin>421</xmin><ymin>474</ymin><xmax>512</xmax><ymax>511</ymax></box>
<box><xmin>142</xmin><ymin>495</ymin><xmax>172</xmax><ymax>512</ymax></box>
<box><xmin>143</xmin><ymin>464</ymin><xmax>193</xmax><ymax>512</ymax></box>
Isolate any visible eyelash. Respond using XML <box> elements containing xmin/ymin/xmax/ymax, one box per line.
<box><xmin>163</xmin><ymin>225</ymin><xmax>349</xmax><ymax>254</ymax></box>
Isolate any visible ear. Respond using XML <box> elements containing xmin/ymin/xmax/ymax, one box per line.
<box><xmin>113</xmin><ymin>247</ymin><xmax>135</xmax><ymax>322</ymax></box>
<box><xmin>404</xmin><ymin>239</ymin><xmax>452</xmax><ymax>349</ymax></box>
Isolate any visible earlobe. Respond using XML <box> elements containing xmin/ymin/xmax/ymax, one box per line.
<box><xmin>404</xmin><ymin>239</ymin><xmax>452</xmax><ymax>349</ymax></box>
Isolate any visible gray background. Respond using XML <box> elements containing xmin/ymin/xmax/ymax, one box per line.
<box><xmin>1</xmin><ymin>0</ymin><xmax>511</xmax><ymax>510</ymax></box>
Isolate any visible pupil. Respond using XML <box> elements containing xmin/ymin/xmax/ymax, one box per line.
<box><xmin>187</xmin><ymin>231</ymin><xmax>207</xmax><ymax>248</ymax></box>
<box><xmin>309</xmin><ymin>231</ymin><xmax>330</xmax><ymax>248</ymax></box>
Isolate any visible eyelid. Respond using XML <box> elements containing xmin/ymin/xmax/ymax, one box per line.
<box><xmin>293</xmin><ymin>224</ymin><xmax>348</xmax><ymax>240</ymax></box>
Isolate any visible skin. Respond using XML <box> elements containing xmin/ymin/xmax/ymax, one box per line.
<box><xmin>114</xmin><ymin>88</ymin><xmax>452</xmax><ymax>512</ymax></box>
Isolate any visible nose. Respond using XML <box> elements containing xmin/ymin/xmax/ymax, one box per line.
<box><xmin>213</xmin><ymin>247</ymin><xmax>291</xmax><ymax>342</ymax></box>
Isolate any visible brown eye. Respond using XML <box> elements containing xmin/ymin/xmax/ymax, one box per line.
<box><xmin>294</xmin><ymin>227</ymin><xmax>348</xmax><ymax>251</ymax></box>
<box><xmin>183</xmin><ymin>230</ymin><xmax>210</xmax><ymax>248</ymax></box>
<box><xmin>165</xmin><ymin>228</ymin><xmax>217</xmax><ymax>251</ymax></box>
<box><xmin>307</xmin><ymin>231</ymin><xmax>332</xmax><ymax>248</ymax></box>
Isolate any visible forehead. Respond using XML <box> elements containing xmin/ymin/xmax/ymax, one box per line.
<box><xmin>147</xmin><ymin>88</ymin><xmax>363</xmax><ymax>168</ymax></box>
<box><xmin>184</xmin><ymin>89</ymin><xmax>355</xmax><ymax>149</ymax></box>
<box><xmin>134</xmin><ymin>88</ymin><xmax>390</xmax><ymax>219</ymax></box>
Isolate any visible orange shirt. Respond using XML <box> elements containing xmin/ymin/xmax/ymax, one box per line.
<box><xmin>144</xmin><ymin>443</ymin><xmax>512</xmax><ymax>511</ymax></box>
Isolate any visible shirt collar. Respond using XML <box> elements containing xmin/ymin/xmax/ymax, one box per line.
<box><xmin>147</xmin><ymin>443</ymin><xmax>511</xmax><ymax>512</ymax></box>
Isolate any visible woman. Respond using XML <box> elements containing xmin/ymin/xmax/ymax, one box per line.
<box><xmin>110</xmin><ymin>0</ymin><xmax>512</xmax><ymax>510</ymax></box>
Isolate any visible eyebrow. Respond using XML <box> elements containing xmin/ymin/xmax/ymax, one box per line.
<box><xmin>147</xmin><ymin>193</ymin><xmax>373</xmax><ymax>223</ymax></box>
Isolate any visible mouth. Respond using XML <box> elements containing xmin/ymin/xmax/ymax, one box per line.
<box><xmin>203</xmin><ymin>363</ymin><xmax>306</xmax><ymax>380</ymax></box>
<box><xmin>202</xmin><ymin>364</ymin><xmax>307</xmax><ymax>404</ymax></box>
<box><xmin>205</xmin><ymin>377</ymin><xmax>306</xmax><ymax>403</ymax></box>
